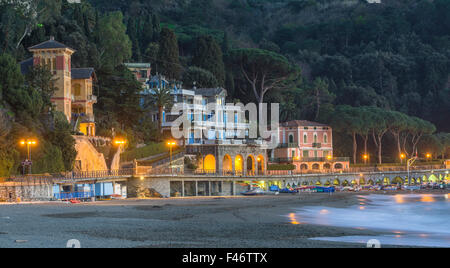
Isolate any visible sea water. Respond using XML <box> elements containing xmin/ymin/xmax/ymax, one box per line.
<box><xmin>290</xmin><ymin>194</ymin><xmax>450</xmax><ymax>247</ymax></box>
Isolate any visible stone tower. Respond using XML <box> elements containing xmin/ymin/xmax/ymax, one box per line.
<box><xmin>28</xmin><ymin>37</ymin><xmax>75</xmax><ymax>121</ymax></box>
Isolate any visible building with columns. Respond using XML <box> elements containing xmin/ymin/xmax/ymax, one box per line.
<box><xmin>20</xmin><ymin>37</ymin><xmax>97</xmax><ymax>136</ymax></box>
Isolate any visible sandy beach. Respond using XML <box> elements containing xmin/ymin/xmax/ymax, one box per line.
<box><xmin>0</xmin><ymin>190</ymin><xmax>449</xmax><ymax>248</ymax></box>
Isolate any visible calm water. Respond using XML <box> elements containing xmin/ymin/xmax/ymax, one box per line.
<box><xmin>289</xmin><ymin>194</ymin><xmax>450</xmax><ymax>247</ymax></box>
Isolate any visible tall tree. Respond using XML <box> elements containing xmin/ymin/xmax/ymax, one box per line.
<box><xmin>191</xmin><ymin>35</ymin><xmax>225</xmax><ymax>86</ymax></box>
<box><xmin>229</xmin><ymin>48</ymin><xmax>298</xmax><ymax>103</ymax></box>
<box><xmin>368</xmin><ymin>107</ymin><xmax>389</xmax><ymax>164</ymax></box>
<box><xmin>0</xmin><ymin>53</ymin><xmax>24</xmax><ymax>103</ymax></box>
<box><xmin>330</xmin><ymin>105</ymin><xmax>363</xmax><ymax>164</ymax></box>
<box><xmin>386</xmin><ymin>110</ymin><xmax>410</xmax><ymax>160</ymax></box>
<box><xmin>97</xmin><ymin>11</ymin><xmax>132</xmax><ymax>68</ymax></box>
<box><xmin>408</xmin><ymin>117</ymin><xmax>436</xmax><ymax>156</ymax></box>
<box><xmin>144</xmin><ymin>81</ymin><xmax>172</xmax><ymax>134</ymax></box>
<box><xmin>302</xmin><ymin>78</ymin><xmax>335</xmax><ymax>121</ymax></box>
<box><xmin>157</xmin><ymin>27</ymin><xmax>182</xmax><ymax>80</ymax></box>
<box><xmin>182</xmin><ymin>67</ymin><xmax>219</xmax><ymax>89</ymax></box>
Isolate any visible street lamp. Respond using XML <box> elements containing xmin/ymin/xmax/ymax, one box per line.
<box><xmin>19</xmin><ymin>139</ymin><xmax>37</xmax><ymax>174</ymax></box>
<box><xmin>400</xmin><ymin>153</ymin><xmax>406</xmax><ymax>164</ymax></box>
<box><xmin>426</xmin><ymin>153</ymin><xmax>431</xmax><ymax>162</ymax></box>
<box><xmin>113</xmin><ymin>139</ymin><xmax>127</xmax><ymax>162</ymax></box>
<box><xmin>167</xmin><ymin>141</ymin><xmax>177</xmax><ymax>173</ymax></box>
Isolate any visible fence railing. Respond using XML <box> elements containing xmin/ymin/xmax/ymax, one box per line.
<box><xmin>5</xmin><ymin>166</ymin><xmax>448</xmax><ymax>182</ymax></box>
<box><xmin>270</xmin><ymin>157</ymin><xmax>350</xmax><ymax>163</ymax></box>
<box><xmin>8</xmin><ymin>169</ymin><xmax>136</xmax><ymax>183</ymax></box>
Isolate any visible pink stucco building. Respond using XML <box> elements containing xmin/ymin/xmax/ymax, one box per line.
<box><xmin>271</xmin><ymin>120</ymin><xmax>349</xmax><ymax>172</ymax></box>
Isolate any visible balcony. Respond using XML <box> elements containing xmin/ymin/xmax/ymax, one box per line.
<box><xmin>278</xmin><ymin>143</ymin><xmax>299</xmax><ymax>148</ymax></box>
<box><xmin>87</xmin><ymin>95</ymin><xmax>97</xmax><ymax>103</ymax></box>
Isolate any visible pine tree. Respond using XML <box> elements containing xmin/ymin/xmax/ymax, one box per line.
<box><xmin>192</xmin><ymin>35</ymin><xmax>225</xmax><ymax>86</ymax></box>
<box><xmin>157</xmin><ymin>27</ymin><xmax>181</xmax><ymax>79</ymax></box>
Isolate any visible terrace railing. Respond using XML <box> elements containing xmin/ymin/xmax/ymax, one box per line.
<box><xmin>270</xmin><ymin>157</ymin><xmax>350</xmax><ymax>163</ymax></box>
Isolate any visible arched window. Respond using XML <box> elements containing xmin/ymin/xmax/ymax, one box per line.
<box><xmin>303</xmin><ymin>134</ymin><xmax>307</xmax><ymax>143</ymax></box>
<box><xmin>324</xmin><ymin>134</ymin><xmax>328</xmax><ymax>144</ymax></box>
<box><xmin>289</xmin><ymin>134</ymin><xmax>294</xmax><ymax>143</ymax></box>
<box><xmin>314</xmin><ymin>133</ymin><xmax>318</xmax><ymax>143</ymax></box>
<box><xmin>334</xmin><ymin>163</ymin><xmax>343</xmax><ymax>169</ymax></box>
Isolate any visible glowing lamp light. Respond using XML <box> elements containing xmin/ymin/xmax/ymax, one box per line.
<box><xmin>327</xmin><ymin>155</ymin><xmax>332</xmax><ymax>160</ymax></box>
<box><xmin>114</xmin><ymin>140</ymin><xmax>126</xmax><ymax>145</ymax></box>
<box><xmin>20</xmin><ymin>139</ymin><xmax>37</xmax><ymax>146</ymax></box>
<box><xmin>400</xmin><ymin>153</ymin><xmax>406</xmax><ymax>159</ymax></box>
<box><xmin>426</xmin><ymin>153</ymin><xmax>431</xmax><ymax>158</ymax></box>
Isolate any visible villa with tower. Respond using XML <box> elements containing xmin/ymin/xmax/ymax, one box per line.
<box><xmin>20</xmin><ymin>37</ymin><xmax>97</xmax><ymax>136</ymax></box>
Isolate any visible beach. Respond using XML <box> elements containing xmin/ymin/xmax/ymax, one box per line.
<box><xmin>0</xmin><ymin>190</ymin><xmax>449</xmax><ymax>248</ymax></box>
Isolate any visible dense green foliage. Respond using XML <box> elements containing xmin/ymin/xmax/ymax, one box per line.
<box><xmin>120</xmin><ymin>142</ymin><xmax>168</xmax><ymax>163</ymax></box>
<box><xmin>0</xmin><ymin>53</ymin><xmax>74</xmax><ymax>176</ymax></box>
<box><xmin>1</xmin><ymin>0</ymin><xmax>449</xmax><ymax>171</ymax></box>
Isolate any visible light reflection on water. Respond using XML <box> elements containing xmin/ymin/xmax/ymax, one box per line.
<box><xmin>289</xmin><ymin>194</ymin><xmax>450</xmax><ymax>247</ymax></box>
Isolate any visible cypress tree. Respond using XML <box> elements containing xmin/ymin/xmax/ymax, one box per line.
<box><xmin>152</xmin><ymin>14</ymin><xmax>161</xmax><ymax>41</ymax></box>
<box><xmin>191</xmin><ymin>35</ymin><xmax>225</xmax><ymax>86</ymax></box>
<box><xmin>222</xmin><ymin>31</ymin><xmax>231</xmax><ymax>55</ymax></box>
<box><xmin>141</xmin><ymin>14</ymin><xmax>154</xmax><ymax>51</ymax></box>
<box><xmin>157</xmin><ymin>27</ymin><xmax>181</xmax><ymax>79</ymax></box>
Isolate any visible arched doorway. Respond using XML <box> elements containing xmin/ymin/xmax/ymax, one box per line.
<box><xmin>333</xmin><ymin>179</ymin><xmax>340</xmax><ymax>186</ymax></box>
<box><xmin>368</xmin><ymin>179</ymin><xmax>374</xmax><ymax>185</ymax></box>
<box><xmin>247</xmin><ymin>155</ymin><xmax>255</xmax><ymax>175</ymax></box>
<box><xmin>323</xmin><ymin>163</ymin><xmax>331</xmax><ymax>170</ymax></box>
<box><xmin>429</xmin><ymin>174</ymin><xmax>438</xmax><ymax>183</ymax></box>
<box><xmin>235</xmin><ymin>154</ymin><xmax>244</xmax><ymax>175</ymax></box>
<box><xmin>334</xmin><ymin>163</ymin><xmax>343</xmax><ymax>169</ymax></box>
<box><xmin>359</xmin><ymin>177</ymin><xmax>366</xmax><ymax>185</ymax></box>
<box><xmin>351</xmin><ymin>180</ymin><xmax>357</xmax><ymax>186</ymax></box>
<box><xmin>300</xmin><ymin>164</ymin><xmax>308</xmax><ymax>170</ymax></box>
<box><xmin>324</xmin><ymin>181</ymin><xmax>331</xmax><ymax>186</ymax></box>
<box><xmin>312</xmin><ymin>163</ymin><xmax>320</xmax><ymax>170</ymax></box>
<box><xmin>204</xmin><ymin>154</ymin><xmax>216</xmax><ymax>173</ymax></box>
<box><xmin>392</xmin><ymin>177</ymin><xmax>403</xmax><ymax>185</ymax></box>
<box><xmin>223</xmin><ymin>154</ymin><xmax>232</xmax><ymax>174</ymax></box>
<box><xmin>315</xmin><ymin>181</ymin><xmax>322</xmax><ymax>186</ymax></box>
<box><xmin>383</xmin><ymin>177</ymin><xmax>390</xmax><ymax>185</ymax></box>
<box><xmin>342</xmin><ymin>180</ymin><xmax>349</xmax><ymax>186</ymax></box>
